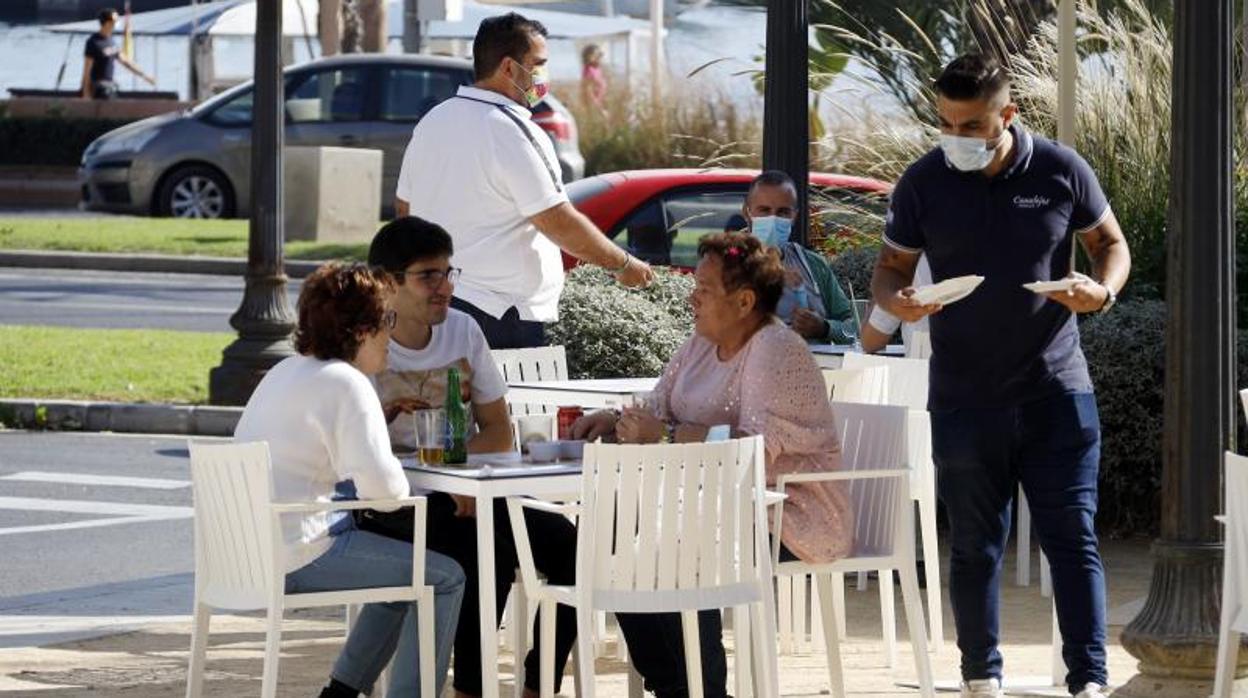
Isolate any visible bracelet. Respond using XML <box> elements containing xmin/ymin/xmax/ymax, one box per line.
<box><xmin>607</xmin><ymin>252</ymin><xmax>631</xmax><ymax>275</ymax></box>
<box><xmin>660</xmin><ymin>422</ymin><xmax>676</xmax><ymax>444</ymax></box>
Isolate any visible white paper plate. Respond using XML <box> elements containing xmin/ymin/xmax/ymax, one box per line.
<box><xmin>910</xmin><ymin>275</ymin><xmax>984</xmax><ymax>306</ymax></box>
<box><xmin>1023</xmin><ymin>279</ymin><xmax>1081</xmax><ymax>294</ymax></box>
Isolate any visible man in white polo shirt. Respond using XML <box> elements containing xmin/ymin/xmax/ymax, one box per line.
<box><xmin>395</xmin><ymin>12</ymin><xmax>653</xmax><ymax>349</ymax></box>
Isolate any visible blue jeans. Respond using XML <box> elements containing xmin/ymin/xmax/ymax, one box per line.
<box><xmin>931</xmin><ymin>392</ymin><xmax>1106</xmax><ymax>694</ymax></box>
<box><xmin>286</xmin><ymin>522</ymin><xmax>465</xmax><ymax>696</ymax></box>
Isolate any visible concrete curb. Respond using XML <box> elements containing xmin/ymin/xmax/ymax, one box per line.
<box><xmin>0</xmin><ymin>249</ymin><xmax>324</xmax><ymax>278</ymax></box>
<box><xmin>0</xmin><ymin>399</ymin><xmax>240</xmax><ymax>437</ymax></box>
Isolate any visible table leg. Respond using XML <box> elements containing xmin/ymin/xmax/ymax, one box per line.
<box><xmin>478</xmin><ymin>497</ymin><xmax>501</xmax><ymax>698</ymax></box>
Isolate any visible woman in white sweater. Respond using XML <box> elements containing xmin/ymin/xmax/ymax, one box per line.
<box><xmin>234</xmin><ymin>263</ymin><xmax>465</xmax><ymax>698</ymax></box>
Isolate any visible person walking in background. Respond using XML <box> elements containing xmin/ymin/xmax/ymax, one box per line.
<box><xmin>80</xmin><ymin>7</ymin><xmax>154</xmax><ymax>100</ymax></box>
<box><xmin>580</xmin><ymin>43</ymin><xmax>608</xmax><ymax>116</ymax></box>
<box><xmin>395</xmin><ymin>13</ymin><xmax>653</xmax><ymax>350</ymax></box>
<box><xmin>870</xmin><ymin>53</ymin><xmax>1130</xmax><ymax>698</ymax></box>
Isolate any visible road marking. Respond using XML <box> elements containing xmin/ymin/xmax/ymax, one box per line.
<box><xmin>0</xmin><ymin>496</ymin><xmax>191</xmax><ymax>537</ymax></box>
<box><xmin>0</xmin><ymin>471</ymin><xmax>190</xmax><ymax>490</ymax></box>
<box><xmin>1</xmin><ymin>300</ymin><xmax>233</xmax><ymax>315</ymax></box>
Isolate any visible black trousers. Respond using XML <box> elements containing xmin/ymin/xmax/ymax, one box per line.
<box><xmin>359</xmin><ymin>494</ymin><xmax>730</xmax><ymax>698</ymax></box>
<box><xmin>451</xmin><ymin>297</ymin><xmax>545</xmax><ymax>350</ymax></box>
<box><xmin>359</xmin><ymin>493</ymin><xmax>577</xmax><ymax>695</ymax></box>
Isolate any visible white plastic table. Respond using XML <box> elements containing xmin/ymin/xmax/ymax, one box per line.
<box><xmin>809</xmin><ymin>343</ymin><xmax>906</xmax><ymax>369</ymax></box>
<box><xmin>403</xmin><ymin>453</ymin><xmax>581</xmax><ymax>698</ymax></box>
<box><xmin>506</xmin><ymin>377</ymin><xmax>660</xmax><ymax>409</ymax></box>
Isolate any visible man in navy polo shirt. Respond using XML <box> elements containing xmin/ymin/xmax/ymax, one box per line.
<box><xmin>870</xmin><ymin>54</ymin><xmax>1131</xmax><ymax>698</ymax></box>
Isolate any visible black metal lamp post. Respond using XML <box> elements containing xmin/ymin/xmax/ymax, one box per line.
<box><xmin>1118</xmin><ymin>1</ymin><xmax>1239</xmax><ymax>694</ymax></box>
<box><xmin>761</xmin><ymin>0</ymin><xmax>809</xmax><ymax>245</ymax></box>
<box><xmin>208</xmin><ymin>0</ymin><xmax>295</xmax><ymax>406</ymax></box>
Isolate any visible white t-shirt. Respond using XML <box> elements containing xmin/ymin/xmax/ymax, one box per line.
<box><xmin>373</xmin><ymin>309</ymin><xmax>509</xmax><ymax>454</ymax></box>
<box><xmin>867</xmin><ymin>254</ymin><xmax>933</xmax><ymax>348</ymax></box>
<box><xmin>233</xmin><ymin>355</ymin><xmax>409</xmax><ymax>573</ymax></box>
<box><xmin>395</xmin><ymin>85</ymin><xmax>569</xmax><ymax>322</ymax></box>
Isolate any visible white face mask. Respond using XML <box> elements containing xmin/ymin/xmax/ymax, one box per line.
<box><xmin>940</xmin><ymin>133</ymin><xmax>997</xmax><ymax>172</ymax></box>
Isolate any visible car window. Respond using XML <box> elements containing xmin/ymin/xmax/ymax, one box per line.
<box><xmin>609</xmin><ymin>200</ymin><xmax>671</xmax><ymax>265</ymax></box>
<box><xmin>663</xmin><ymin>190</ymin><xmax>746</xmax><ymax>267</ymax></box>
<box><xmin>380</xmin><ymin>67</ymin><xmax>465</xmax><ymax>122</ymax></box>
<box><xmin>204</xmin><ymin>87</ymin><xmax>254</xmax><ymax>127</ymax></box>
<box><xmin>285</xmin><ymin>67</ymin><xmax>368</xmax><ymax>123</ymax></box>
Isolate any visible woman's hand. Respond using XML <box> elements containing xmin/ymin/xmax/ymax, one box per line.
<box><xmin>673</xmin><ymin>424</ymin><xmax>710</xmax><ymax>443</ymax></box>
<box><xmin>571</xmin><ymin>410</ymin><xmax>618</xmax><ymax>441</ymax></box>
<box><xmin>617</xmin><ymin>408</ymin><xmax>664</xmax><ymax>444</ymax></box>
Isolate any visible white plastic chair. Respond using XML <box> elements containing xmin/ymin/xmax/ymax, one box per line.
<box><xmin>1212</xmin><ymin>451</ymin><xmax>1248</xmax><ymax>697</ymax></box>
<box><xmin>822</xmin><ymin>365</ymin><xmax>890</xmax><ymax>404</ymax></box>
<box><xmin>772</xmin><ymin>402</ymin><xmax>934</xmax><ymax>698</ymax></box>
<box><xmin>836</xmin><ymin>354</ymin><xmax>943</xmax><ymax>652</ymax></box>
<box><xmin>1240</xmin><ymin>388</ymin><xmax>1248</xmax><ymax>425</ymax></box>
<box><xmin>491</xmin><ymin>345</ymin><xmax>569</xmax><ymax>418</ymax></box>
<box><xmin>184</xmin><ymin>441</ymin><xmax>436</xmax><ymax>698</ymax></box>
<box><xmin>507</xmin><ymin>437</ymin><xmax>781</xmax><ymax>698</ymax></box>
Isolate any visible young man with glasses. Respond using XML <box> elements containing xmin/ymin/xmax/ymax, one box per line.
<box><xmin>359</xmin><ymin>215</ymin><xmax>579</xmax><ymax>698</ymax></box>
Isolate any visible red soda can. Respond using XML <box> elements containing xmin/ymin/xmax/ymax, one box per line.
<box><xmin>557</xmin><ymin>406</ymin><xmax>583</xmax><ymax>441</ymax></box>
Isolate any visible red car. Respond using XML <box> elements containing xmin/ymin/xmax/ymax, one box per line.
<box><xmin>566</xmin><ymin>168</ymin><xmax>892</xmax><ymax>270</ymax></box>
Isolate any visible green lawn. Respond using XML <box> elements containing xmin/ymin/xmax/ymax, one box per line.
<box><xmin>0</xmin><ymin>325</ymin><xmax>236</xmax><ymax>404</ymax></box>
<box><xmin>0</xmin><ymin>216</ymin><xmax>368</xmax><ymax>261</ymax></box>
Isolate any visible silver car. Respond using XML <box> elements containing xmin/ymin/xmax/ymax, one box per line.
<box><xmin>79</xmin><ymin>53</ymin><xmax>586</xmax><ymax>218</ymax></box>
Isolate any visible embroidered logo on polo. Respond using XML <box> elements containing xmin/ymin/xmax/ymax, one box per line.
<box><xmin>1013</xmin><ymin>195</ymin><xmax>1052</xmax><ymax>209</ymax></box>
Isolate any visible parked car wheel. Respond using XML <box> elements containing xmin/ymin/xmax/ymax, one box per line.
<box><xmin>157</xmin><ymin>164</ymin><xmax>235</xmax><ymax>219</ymax></box>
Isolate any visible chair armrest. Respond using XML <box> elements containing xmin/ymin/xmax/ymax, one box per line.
<box><xmin>776</xmin><ymin>468</ymin><xmax>910</xmax><ymax>485</ymax></box>
<box><xmin>271</xmin><ymin>496</ymin><xmax>425</xmax><ymax>514</ymax></box>
<box><xmin>764</xmin><ymin>490</ymin><xmax>787</xmax><ymax>508</ymax></box>
<box><xmin>513</xmin><ymin>498</ymin><xmax>582</xmax><ymax>517</ymax></box>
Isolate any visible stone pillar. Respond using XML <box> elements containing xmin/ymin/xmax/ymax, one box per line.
<box><xmin>1117</xmin><ymin>1</ymin><xmax>1240</xmax><ymax>694</ymax></box>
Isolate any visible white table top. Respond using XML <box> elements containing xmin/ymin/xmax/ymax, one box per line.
<box><xmin>507</xmin><ymin>377</ymin><xmax>660</xmax><ymax>393</ymax></box>
<box><xmin>809</xmin><ymin>343</ymin><xmax>907</xmax><ymax>356</ymax></box>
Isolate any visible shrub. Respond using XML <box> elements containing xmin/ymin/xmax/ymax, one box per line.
<box><xmin>1076</xmin><ymin>300</ymin><xmax>1248</xmax><ymax>536</ymax></box>
<box><xmin>547</xmin><ymin>265</ymin><xmax>695</xmax><ymax>379</ymax></box>
<box><xmin>825</xmin><ymin>244</ymin><xmax>879</xmax><ymax>302</ymax></box>
<box><xmin>0</xmin><ymin>117</ymin><xmax>128</xmax><ymax>166</ymax></box>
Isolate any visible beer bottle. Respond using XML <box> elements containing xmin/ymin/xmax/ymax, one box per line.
<box><xmin>445</xmin><ymin>367</ymin><xmax>468</xmax><ymax>464</ymax></box>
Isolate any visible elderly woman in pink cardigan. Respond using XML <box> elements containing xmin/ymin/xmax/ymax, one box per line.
<box><xmin>572</xmin><ymin>230</ymin><xmax>853</xmax><ymax>698</ymax></box>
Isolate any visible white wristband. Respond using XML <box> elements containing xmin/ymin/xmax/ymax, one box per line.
<box><xmin>867</xmin><ymin>305</ymin><xmax>903</xmax><ymax>334</ymax></box>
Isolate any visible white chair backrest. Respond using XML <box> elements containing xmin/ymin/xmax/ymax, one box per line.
<box><xmin>906</xmin><ymin>330</ymin><xmax>932</xmax><ymax>359</ymax></box>
<box><xmin>821</xmin><ymin>365</ymin><xmax>889</xmax><ymax>404</ymax></box>
<box><xmin>830</xmin><ymin>402</ymin><xmax>911</xmax><ymax>559</ymax></box>
<box><xmin>492</xmin><ymin>346</ymin><xmax>569</xmax><ymax>416</ymax></box>
<box><xmin>188</xmin><ymin>440</ymin><xmax>279</xmax><ymax>611</ymax></box>
<box><xmin>840</xmin><ymin>353</ymin><xmax>929</xmax><ymax>410</ymax></box>
<box><xmin>1226</xmin><ymin>451</ymin><xmax>1248</xmax><ymax>633</ymax></box>
<box><xmin>576</xmin><ymin>437</ymin><xmax>767</xmax><ymax>608</ymax></box>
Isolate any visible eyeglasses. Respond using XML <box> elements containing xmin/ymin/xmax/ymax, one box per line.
<box><xmin>381</xmin><ymin>309</ymin><xmax>397</xmax><ymax>331</ymax></box>
<box><xmin>395</xmin><ymin>267</ymin><xmax>462</xmax><ymax>288</ymax></box>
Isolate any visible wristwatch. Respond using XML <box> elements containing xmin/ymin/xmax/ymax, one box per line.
<box><xmin>1098</xmin><ymin>282</ymin><xmax>1117</xmax><ymax>314</ymax></box>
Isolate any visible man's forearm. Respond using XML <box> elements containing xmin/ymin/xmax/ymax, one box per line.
<box><xmin>532</xmin><ymin>203</ymin><xmax>627</xmax><ymax>269</ymax></box>
<box><xmin>467</xmin><ymin>422</ymin><xmax>514</xmax><ymax>454</ymax></box>
<box><xmin>1092</xmin><ymin>241</ymin><xmax>1131</xmax><ymax>295</ymax></box>
<box><xmin>871</xmin><ymin>265</ymin><xmax>912</xmax><ymax>315</ymax></box>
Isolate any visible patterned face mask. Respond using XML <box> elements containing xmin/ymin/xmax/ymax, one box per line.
<box><xmin>510</xmin><ymin>61</ymin><xmax>550</xmax><ymax>109</ymax></box>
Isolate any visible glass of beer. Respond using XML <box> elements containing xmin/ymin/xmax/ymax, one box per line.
<box><xmin>414</xmin><ymin>409</ymin><xmax>446</xmax><ymax>466</ymax></box>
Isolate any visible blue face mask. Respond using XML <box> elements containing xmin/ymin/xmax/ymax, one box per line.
<box><xmin>750</xmin><ymin>215</ymin><xmax>793</xmax><ymax>247</ymax></box>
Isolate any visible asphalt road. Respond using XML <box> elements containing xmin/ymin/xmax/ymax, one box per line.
<box><xmin>0</xmin><ymin>431</ymin><xmax>198</xmax><ymax>601</ymax></box>
<box><xmin>0</xmin><ymin>267</ymin><xmax>301</xmax><ymax>333</ymax></box>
